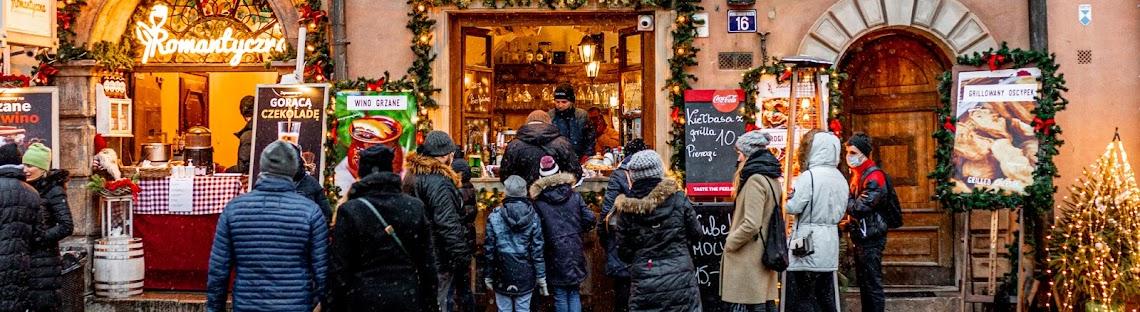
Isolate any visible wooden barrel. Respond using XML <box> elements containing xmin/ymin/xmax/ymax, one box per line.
<box><xmin>93</xmin><ymin>237</ymin><xmax>145</xmax><ymax>298</ymax></box>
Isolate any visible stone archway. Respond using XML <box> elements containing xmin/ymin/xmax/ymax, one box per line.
<box><xmin>76</xmin><ymin>0</ymin><xmax>300</xmax><ymax>45</ymax></box>
<box><xmin>798</xmin><ymin>0</ymin><xmax>998</xmax><ymax>63</ymax></box>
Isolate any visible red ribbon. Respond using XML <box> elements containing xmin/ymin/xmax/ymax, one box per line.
<box><xmin>366</xmin><ymin>78</ymin><xmax>385</xmax><ymax>92</ymax></box>
<box><xmin>829</xmin><ymin>119</ymin><xmax>843</xmax><ymax>136</ymax></box>
<box><xmin>670</xmin><ymin>107</ymin><xmax>680</xmax><ymax>123</ymax></box>
<box><xmin>1033</xmin><ymin>117</ymin><xmax>1055</xmax><ymax>135</ymax></box>
<box><xmin>305</xmin><ymin>62</ymin><xmax>326</xmax><ymax>80</ymax></box>
<box><xmin>415</xmin><ymin>131</ymin><xmax>425</xmax><ymax>145</ymax></box>
<box><xmin>987</xmin><ymin>54</ymin><xmax>1006</xmax><ymax>71</ymax></box>
<box><xmin>0</xmin><ymin>74</ymin><xmax>31</xmax><ymax>87</ymax></box>
<box><xmin>943</xmin><ymin>117</ymin><xmax>956</xmax><ymax>133</ymax></box>
<box><xmin>57</xmin><ymin>12</ymin><xmax>72</xmax><ymax>30</ymax></box>
<box><xmin>779</xmin><ymin>68</ymin><xmax>793</xmax><ymax>82</ymax></box>
<box><xmin>745</xmin><ymin>123</ymin><xmax>758</xmax><ymax>132</ymax></box>
<box><xmin>34</xmin><ymin>64</ymin><xmax>59</xmax><ymax>85</ymax></box>
<box><xmin>299</xmin><ymin>6</ymin><xmax>327</xmax><ymax>23</ymax></box>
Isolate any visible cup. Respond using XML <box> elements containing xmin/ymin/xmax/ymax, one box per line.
<box><xmin>278</xmin><ymin>121</ymin><xmax>301</xmax><ymax>144</ymax></box>
<box><xmin>347</xmin><ymin>116</ymin><xmax>404</xmax><ymax>178</ymax></box>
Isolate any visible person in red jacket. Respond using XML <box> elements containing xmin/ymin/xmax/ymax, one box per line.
<box><xmin>845</xmin><ymin>132</ymin><xmax>887</xmax><ymax>312</ymax></box>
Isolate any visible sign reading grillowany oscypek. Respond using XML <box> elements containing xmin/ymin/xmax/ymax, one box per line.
<box><xmin>684</xmin><ymin>89</ymin><xmax>746</xmax><ymax>197</ymax></box>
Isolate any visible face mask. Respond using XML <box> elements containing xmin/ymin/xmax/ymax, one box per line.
<box><xmin>847</xmin><ymin>154</ymin><xmax>866</xmax><ymax>167</ymax></box>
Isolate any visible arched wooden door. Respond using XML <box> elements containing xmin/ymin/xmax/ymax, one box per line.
<box><xmin>839</xmin><ymin>30</ymin><xmax>955</xmax><ymax>287</ymax></box>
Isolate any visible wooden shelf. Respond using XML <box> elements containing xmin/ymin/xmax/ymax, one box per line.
<box><xmin>495</xmin><ymin>63</ymin><xmax>620</xmax><ymax>84</ymax></box>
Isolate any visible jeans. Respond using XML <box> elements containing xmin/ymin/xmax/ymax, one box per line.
<box><xmin>438</xmin><ymin>272</ymin><xmax>455</xmax><ymax>312</ymax></box>
<box><xmin>733</xmin><ymin>301</ymin><xmax>777</xmax><ymax>312</ymax></box>
<box><xmin>784</xmin><ymin>271</ymin><xmax>839</xmax><ymax>312</ymax></box>
<box><xmin>494</xmin><ymin>292</ymin><xmax>534</xmax><ymax>312</ymax></box>
<box><xmin>552</xmin><ymin>286</ymin><xmax>582</xmax><ymax>312</ymax></box>
<box><xmin>853</xmin><ymin>235</ymin><xmax>887</xmax><ymax>312</ymax></box>
<box><xmin>612</xmin><ymin>277</ymin><xmax>631</xmax><ymax>312</ymax></box>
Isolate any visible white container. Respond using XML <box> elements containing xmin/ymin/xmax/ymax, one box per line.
<box><xmin>93</xmin><ymin>237</ymin><xmax>144</xmax><ymax>298</ymax></box>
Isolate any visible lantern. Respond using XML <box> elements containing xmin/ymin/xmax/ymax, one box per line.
<box><xmin>585</xmin><ymin>61</ymin><xmax>601</xmax><ymax>79</ymax></box>
<box><xmin>94</xmin><ymin>194</ymin><xmax>145</xmax><ymax>298</ymax></box>
<box><xmin>578</xmin><ymin>35</ymin><xmax>598</xmax><ymax>63</ymax></box>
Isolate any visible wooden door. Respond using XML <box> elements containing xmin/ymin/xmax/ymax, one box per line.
<box><xmin>179</xmin><ymin>73</ymin><xmax>209</xmax><ymax>132</ymax></box>
<box><xmin>840</xmin><ymin>31</ymin><xmax>954</xmax><ymax>286</ymax></box>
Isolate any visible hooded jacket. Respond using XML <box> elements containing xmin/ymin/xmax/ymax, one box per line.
<box><xmin>500</xmin><ymin>123</ymin><xmax>583</xmax><ymax>185</ymax></box>
<box><xmin>28</xmin><ymin>169</ymin><xmax>74</xmax><ymax>310</ymax></box>
<box><xmin>529</xmin><ymin>173</ymin><xmax>595</xmax><ymax>287</ymax></box>
<box><xmin>482</xmin><ymin>197</ymin><xmax>546</xmax><ymax>296</ymax></box>
<box><xmin>721</xmin><ymin>151</ymin><xmax>782</xmax><ymax>304</ymax></box>
<box><xmin>615</xmin><ymin>178</ymin><xmax>702</xmax><ymax>312</ymax></box>
<box><xmin>785</xmin><ymin>132</ymin><xmax>848</xmax><ymax>272</ymax></box>
<box><xmin>0</xmin><ymin>166</ymin><xmax>42</xmax><ymax>312</ymax></box>
<box><xmin>403</xmin><ymin>153</ymin><xmax>472</xmax><ymax>272</ymax></box>
<box><xmin>206</xmin><ymin>175</ymin><xmax>329</xmax><ymax>312</ymax></box>
<box><xmin>329</xmin><ymin>172</ymin><xmax>439</xmax><ymax>312</ymax></box>
<box><xmin>549</xmin><ymin>107</ymin><xmax>596</xmax><ymax>158</ymax></box>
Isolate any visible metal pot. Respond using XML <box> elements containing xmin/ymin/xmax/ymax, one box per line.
<box><xmin>141</xmin><ymin>143</ymin><xmax>170</xmax><ymax>163</ymax></box>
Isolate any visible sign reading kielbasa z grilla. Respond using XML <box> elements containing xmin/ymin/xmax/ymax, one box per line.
<box><xmin>0</xmin><ymin>87</ymin><xmax>59</xmax><ymax>167</ymax></box>
<box><xmin>683</xmin><ymin>89</ymin><xmax>746</xmax><ymax>197</ymax></box>
<box><xmin>249</xmin><ymin>84</ymin><xmax>329</xmax><ymax>186</ymax></box>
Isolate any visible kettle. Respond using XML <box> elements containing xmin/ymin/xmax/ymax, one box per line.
<box><xmin>141</xmin><ymin>143</ymin><xmax>171</xmax><ymax>163</ymax></box>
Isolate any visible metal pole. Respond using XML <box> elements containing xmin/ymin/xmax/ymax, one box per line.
<box><xmin>330</xmin><ymin>0</ymin><xmax>349</xmax><ymax>79</ymax></box>
<box><xmin>1029</xmin><ymin>0</ymin><xmax>1048</xmax><ymax>51</ymax></box>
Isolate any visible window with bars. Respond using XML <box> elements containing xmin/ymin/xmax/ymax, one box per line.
<box><xmin>1077</xmin><ymin>50</ymin><xmax>1092</xmax><ymax>64</ymax></box>
<box><xmin>718</xmin><ymin>52</ymin><xmax>753</xmax><ymax>70</ymax></box>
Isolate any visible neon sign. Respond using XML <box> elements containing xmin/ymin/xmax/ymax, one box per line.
<box><xmin>134</xmin><ymin>4</ymin><xmax>287</xmax><ymax>66</ymax></box>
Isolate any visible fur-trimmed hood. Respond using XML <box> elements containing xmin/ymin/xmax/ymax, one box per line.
<box><xmin>614</xmin><ymin>178</ymin><xmax>682</xmax><ymax>215</ymax></box>
<box><xmin>405</xmin><ymin>152</ymin><xmax>462</xmax><ymax>186</ymax></box>
<box><xmin>529</xmin><ymin>173</ymin><xmax>577</xmax><ymax>200</ymax></box>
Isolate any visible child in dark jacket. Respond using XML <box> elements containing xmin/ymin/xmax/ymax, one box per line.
<box><xmin>529</xmin><ymin>156</ymin><xmax>596</xmax><ymax>312</ymax></box>
<box><xmin>483</xmin><ymin>175</ymin><xmax>547</xmax><ymax>312</ymax></box>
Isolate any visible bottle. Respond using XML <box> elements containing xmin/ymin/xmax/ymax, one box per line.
<box><xmin>536</xmin><ymin>43</ymin><xmax>546</xmax><ymax>63</ymax></box>
<box><xmin>525</xmin><ymin>43</ymin><xmax>535</xmax><ymax>63</ymax></box>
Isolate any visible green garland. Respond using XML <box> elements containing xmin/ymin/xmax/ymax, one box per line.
<box><xmin>665</xmin><ymin>0</ymin><xmax>703</xmax><ymax>178</ymax></box>
<box><xmin>298</xmin><ymin>0</ymin><xmax>334</xmax><ymax>83</ymax></box>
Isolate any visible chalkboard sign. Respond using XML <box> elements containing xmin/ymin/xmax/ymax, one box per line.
<box><xmin>684</xmin><ymin>89</ymin><xmax>746</xmax><ymax>196</ymax></box>
<box><xmin>691</xmin><ymin>202</ymin><xmax>733</xmax><ymax>312</ymax></box>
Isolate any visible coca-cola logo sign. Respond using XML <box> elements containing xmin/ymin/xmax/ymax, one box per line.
<box><xmin>711</xmin><ymin>90</ymin><xmax>741</xmax><ymax>113</ymax></box>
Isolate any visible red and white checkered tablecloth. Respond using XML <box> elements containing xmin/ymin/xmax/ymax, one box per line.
<box><xmin>134</xmin><ymin>176</ymin><xmax>246</xmax><ymax>215</ymax></box>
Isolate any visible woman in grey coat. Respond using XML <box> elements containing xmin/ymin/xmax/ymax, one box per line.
<box><xmin>782</xmin><ymin>130</ymin><xmax>849</xmax><ymax>312</ymax></box>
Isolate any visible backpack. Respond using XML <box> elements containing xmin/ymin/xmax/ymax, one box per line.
<box><xmin>759</xmin><ymin>177</ymin><xmax>789</xmax><ymax>272</ymax></box>
<box><xmin>861</xmin><ymin>166</ymin><xmax>903</xmax><ymax>229</ymax></box>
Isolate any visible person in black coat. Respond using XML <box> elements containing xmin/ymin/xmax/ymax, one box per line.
<box><xmin>22</xmin><ymin>143</ymin><xmax>74</xmax><ymax>312</ymax></box>
<box><xmin>615</xmin><ymin>151</ymin><xmax>702</xmax><ymax>312</ymax></box>
<box><xmin>529</xmin><ymin>156</ymin><xmax>595</xmax><ymax>312</ymax></box>
<box><xmin>0</xmin><ymin>143</ymin><xmax>43</xmax><ymax>312</ymax></box>
<box><xmin>403</xmin><ymin>131</ymin><xmax>471</xmax><ymax>311</ymax></box>
<box><xmin>290</xmin><ymin>144</ymin><xmax>331</xmax><ymax>222</ymax></box>
<box><xmin>228</xmin><ymin>95</ymin><xmax>255</xmax><ymax>174</ymax></box>
<box><xmin>549</xmin><ymin>84</ymin><xmax>596</xmax><ymax>160</ymax></box>
<box><xmin>599</xmin><ymin>139</ymin><xmax>649</xmax><ymax>312</ymax></box>
<box><xmin>329</xmin><ymin>145</ymin><xmax>439</xmax><ymax>312</ymax></box>
<box><xmin>450</xmin><ymin>150</ymin><xmax>477</xmax><ymax>312</ymax></box>
<box><xmin>500</xmin><ymin>110</ymin><xmax>583</xmax><ymax>185</ymax></box>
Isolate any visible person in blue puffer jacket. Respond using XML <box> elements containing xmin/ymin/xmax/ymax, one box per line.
<box><xmin>207</xmin><ymin>140</ymin><xmax>329</xmax><ymax>311</ymax></box>
<box><xmin>482</xmin><ymin>175</ymin><xmax>547</xmax><ymax>312</ymax></box>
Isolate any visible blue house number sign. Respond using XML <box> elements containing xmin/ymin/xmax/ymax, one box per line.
<box><xmin>728</xmin><ymin>10</ymin><xmax>757</xmax><ymax>33</ymax></box>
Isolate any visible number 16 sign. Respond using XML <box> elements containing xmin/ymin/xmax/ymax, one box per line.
<box><xmin>728</xmin><ymin>10</ymin><xmax>757</xmax><ymax>33</ymax></box>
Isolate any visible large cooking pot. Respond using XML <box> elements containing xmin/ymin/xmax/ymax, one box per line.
<box><xmin>141</xmin><ymin>143</ymin><xmax>171</xmax><ymax>163</ymax></box>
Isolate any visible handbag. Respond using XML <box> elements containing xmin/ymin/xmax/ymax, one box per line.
<box><xmin>356</xmin><ymin>198</ymin><xmax>409</xmax><ymax>256</ymax></box>
<box><xmin>791</xmin><ymin>172</ymin><xmax>815</xmax><ymax>257</ymax></box>
<box><xmin>759</xmin><ymin>177</ymin><xmax>789</xmax><ymax>271</ymax></box>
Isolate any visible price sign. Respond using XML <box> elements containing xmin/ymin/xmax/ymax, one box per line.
<box><xmin>728</xmin><ymin>10</ymin><xmax>757</xmax><ymax>33</ymax></box>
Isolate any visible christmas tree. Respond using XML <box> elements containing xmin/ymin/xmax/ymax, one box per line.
<box><xmin>1049</xmin><ymin>138</ymin><xmax>1140</xmax><ymax>312</ymax></box>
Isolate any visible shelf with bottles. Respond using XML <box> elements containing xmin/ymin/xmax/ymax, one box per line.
<box><xmin>496</xmin><ymin>82</ymin><xmax>621</xmax><ymax>112</ymax></box>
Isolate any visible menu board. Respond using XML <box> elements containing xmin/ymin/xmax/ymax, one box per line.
<box><xmin>249</xmin><ymin>84</ymin><xmax>329</xmax><ymax>186</ymax></box>
<box><xmin>691</xmin><ymin>202</ymin><xmax>733</xmax><ymax>312</ymax></box>
<box><xmin>683</xmin><ymin>89</ymin><xmax>746</xmax><ymax>197</ymax></box>
<box><xmin>329</xmin><ymin>91</ymin><xmax>418</xmax><ymax>198</ymax></box>
<box><xmin>0</xmin><ymin>87</ymin><xmax>58</xmax><ymax>167</ymax></box>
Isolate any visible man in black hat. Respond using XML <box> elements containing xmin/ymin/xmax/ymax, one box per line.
<box><xmin>228</xmin><ymin>95</ymin><xmax>256</xmax><ymax>173</ymax></box>
<box><xmin>549</xmin><ymin>83</ymin><xmax>596</xmax><ymax>160</ymax></box>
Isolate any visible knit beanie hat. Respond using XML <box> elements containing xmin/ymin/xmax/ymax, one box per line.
<box><xmin>0</xmin><ymin>143</ymin><xmax>20</xmax><ymax>167</ymax></box>
<box><xmin>526</xmin><ymin>110</ymin><xmax>552</xmax><ymax>124</ymax></box>
<box><xmin>358</xmin><ymin>144</ymin><xmax>395</xmax><ymax>176</ymax></box>
<box><xmin>22</xmin><ymin>142</ymin><xmax>51</xmax><ymax>170</ymax></box>
<box><xmin>539</xmin><ymin>155</ymin><xmax>559</xmax><ymax>177</ymax></box>
<box><xmin>626</xmin><ymin>150</ymin><xmax>664</xmax><ymax>181</ymax></box>
<box><xmin>259</xmin><ymin>140</ymin><xmax>299</xmax><ymax>179</ymax></box>
<box><xmin>848</xmin><ymin>132</ymin><xmax>873</xmax><ymax>157</ymax></box>
<box><xmin>504</xmin><ymin>175</ymin><xmax>527</xmax><ymax>198</ymax></box>
<box><xmin>418</xmin><ymin>131</ymin><xmax>456</xmax><ymax>157</ymax></box>
<box><xmin>623</xmin><ymin>139</ymin><xmax>649</xmax><ymax>157</ymax></box>
<box><xmin>554</xmin><ymin>83</ymin><xmax>575</xmax><ymax>102</ymax></box>
<box><xmin>735</xmin><ymin>130</ymin><xmax>772</xmax><ymax>157</ymax></box>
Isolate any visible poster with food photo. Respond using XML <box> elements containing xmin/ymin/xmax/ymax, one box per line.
<box><xmin>951</xmin><ymin>67</ymin><xmax>1041</xmax><ymax>194</ymax></box>
<box><xmin>0</xmin><ymin>87</ymin><xmax>59</xmax><ymax>167</ymax></box>
<box><xmin>330</xmin><ymin>91</ymin><xmax>417</xmax><ymax>199</ymax></box>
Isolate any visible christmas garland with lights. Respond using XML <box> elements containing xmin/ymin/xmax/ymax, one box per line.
<box><xmin>663</xmin><ymin>0</ymin><xmax>702</xmax><ymax>178</ymax></box>
<box><xmin>30</xmin><ymin>0</ymin><xmax>89</xmax><ymax>85</ymax></box>
<box><xmin>298</xmin><ymin>0</ymin><xmax>334</xmax><ymax>83</ymax></box>
<box><xmin>738</xmin><ymin>58</ymin><xmax>846</xmax><ymax>133</ymax></box>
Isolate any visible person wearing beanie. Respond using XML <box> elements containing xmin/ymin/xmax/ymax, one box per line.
<box><xmin>549</xmin><ymin>83</ymin><xmax>596</xmax><ymax>160</ymax></box>
<box><xmin>501</xmin><ymin>110</ymin><xmax>582</xmax><ymax>185</ymax></box>
<box><xmin>404</xmin><ymin>130</ymin><xmax>471</xmax><ymax>311</ymax></box>
<box><xmin>289</xmin><ymin>144</ymin><xmax>332</xmax><ymax>222</ymax></box>
<box><xmin>228</xmin><ymin>95</ymin><xmax>257</xmax><ymax>174</ymax></box>
<box><xmin>22</xmin><ymin>143</ymin><xmax>75</xmax><ymax>311</ymax></box>
<box><xmin>482</xmin><ymin>175</ymin><xmax>548</xmax><ymax>311</ymax></box>
<box><xmin>207</xmin><ymin>140</ymin><xmax>328</xmax><ymax>312</ymax></box>
<box><xmin>612</xmin><ymin>150</ymin><xmax>702</xmax><ymax>311</ymax></box>
<box><xmin>0</xmin><ymin>143</ymin><xmax>43</xmax><ymax>311</ymax></box>
<box><xmin>783</xmin><ymin>130</ymin><xmax>847</xmax><ymax>312</ymax></box>
<box><xmin>721</xmin><ymin>130</ymin><xmax>782</xmax><ymax>311</ymax></box>
<box><xmin>598</xmin><ymin>139</ymin><xmax>650</xmax><ymax>311</ymax></box>
<box><xmin>844</xmin><ymin>132</ymin><xmax>891</xmax><ymax>312</ymax></box>
<box><xmin>328</xmin><ymin>144</ymin><xmax>439</xmax><ymax>312</ymax></box>
<box><xmin>529</xmin><ymin>155</ymin><xmax>595</xmax><ymax>312</ymax></box>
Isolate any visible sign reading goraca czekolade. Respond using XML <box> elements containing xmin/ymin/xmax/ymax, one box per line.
<box><xmin>133</xmin><ymin>4</ymin><xmax>287</xmax><ymax>66</ymax></box>
<box><xmin>249</xmin><ymin>84</ymin><xmax>329</xmax><ymax>186</ymax></box>
<box><xmin>0</xmin><ymin>87</ymin><xmax>59</xmax><ymax>168</ymax></box>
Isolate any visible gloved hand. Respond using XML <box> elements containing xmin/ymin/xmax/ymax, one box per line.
<box><xmin>537</xmin><ymin>278</ymin><xmax>549</xmax><ymax>296</ymax></box>
<box><xmin>484</xmin><ymin>278</ymin><xmax>494</xmax><ymax>292</ymax></box>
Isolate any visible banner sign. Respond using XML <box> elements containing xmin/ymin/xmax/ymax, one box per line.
<box><xmin>330</xmin><ymin>91</ymin><xmax>417</xmax><ymax>198</ymax></box>
<box><xmin>684</xmin><ymin>89</ymin><xmax>746</xmax><ymax>196</ymax></box>
<box><xmin>951</xmin><ymin>68</ymin><xmax>1041</xmax><ymax>194</ymax></box>
<box><xmin>3</xmin><ymin>0</ymin><xmax>55</xmax><ymax>47</ymax></box>
<box><xmin>249</xmin><ymin>84</ymin><xmax>329</xmax><ymax>186</ymax></box>
<box><xmin>0</xmin><ymin>87</ymin><xmax>59</xmax><ymax>167</ymax></box>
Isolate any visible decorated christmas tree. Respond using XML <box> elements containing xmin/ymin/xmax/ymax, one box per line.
<box><xmin>1049</xmin><ymin>137</ymin><xmax>1140</xmax><ymax>312</ymax></box>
